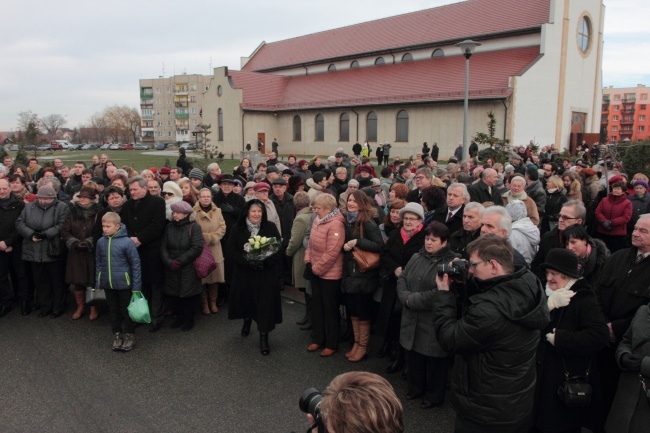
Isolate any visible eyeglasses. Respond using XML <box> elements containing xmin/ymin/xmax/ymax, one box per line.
<box><xmin>162</xmin><ymin>192</ymin><xmax>173</xmax><ymax>196</ymax></box>
<box><xmin>402</xmin><ymin>216</ymin><xmax>421</xmax><ymax>222</ymax></box>
<box><xmin>558</xmin><ymin>214</ymin><xmax>578</xmax><ymax>220</ymax></box>
<box><xmin>415</xmin><ymin>176</ymin><xmax>426</xmax><ymax>180</ymax></box>
<box><xmin>469</xmin><ymin>261</ymin><xmax>487</xmax><ymax>269</ymax></box>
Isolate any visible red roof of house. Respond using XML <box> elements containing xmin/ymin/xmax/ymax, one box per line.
<box><xmin>242</xmin><ymin>0</ymin><xmax>550</xmax><ymax>72</ymax></box>
<box><xmin>230</xmin><ymin>46</ymin><xmax>540</xmax><ymax>111</ymax></box>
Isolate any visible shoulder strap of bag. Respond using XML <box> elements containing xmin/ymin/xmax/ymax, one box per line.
<box><xmin>556</xmin><ymin>308</ymin><xmax>592</xmax><ymax>380</ymax></box>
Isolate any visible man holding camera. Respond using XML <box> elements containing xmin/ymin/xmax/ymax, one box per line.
<box><xmin>433</xmin><ymin>235</ymin><xmax>550</xmax><ymax>432</ymax></box>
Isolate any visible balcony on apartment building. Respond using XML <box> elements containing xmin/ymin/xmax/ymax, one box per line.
<box><xmin>622</xmin><ymin>109</ymin><xmax>635</xmax><ymax>115</ymax></box>
<box><xmin>175</xmin><ymin>86</ymin><xmax>189</xmax><ymax>96</ymax></box>
<box><xmin>140</xmin><ymin>91</ymin><xmax>153</xmax><ymax>99</ymax></box>
<box><xmin>175</xmin><ymin>101</ymin><xmax>188</xmax><ymax>107</ymax></box>
<box><xmin>141</xmin><ymin>114</ymin><xmax>153</xmax><ymax>120</ymax></box>
<box><xmin>142</xmin><ymin>136</ymin><xmax>155</xmax><ymax>142</ymax></box>
<box><xmin>602</xmin><ymin>102</ymin><xmax>609</xmax><ymax>113</ymax></box>
<box><xmin>175</xmin><ymin>112</ymin><xmax>189</xmax><ymax>118</ymax></box>
<box><xmin>621</xmin><ymin>118</ymin><xmax>634</xmax><ymax>125</ymax></box>
<box><xmin>141</xmin><ymin>102</ymin><xmax>153</xmax><ymax>109</ymax></box>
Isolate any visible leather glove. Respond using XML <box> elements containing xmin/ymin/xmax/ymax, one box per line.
<box><xmin>601</xmin><ymin>220</ymin><xmax>612</xmax><ymax>230</ymax></box>
<box><xmin>170</xmin><ymin>260</ymin><xmax>181</xmax><ymax>271</ymax></box>
<box><xmin>32</xmin><ymin>232</ymin><xmax>47</xmax><ymax>240</ymax></box>
<box><xmin>546</xmin><ymin>331</ymin><xmax>556</xmax><ymax>346</ymax></box>
<box><xmin>547</xmin><ymin>289</ymin><xmax>575</xmax><ymax>311</ymax></box>
<box><xmin>620</xmin><ymin>353</ymin><xmax>644</xmax><ymax>372</ymax></box>
<box><xmin>220</xmin><ymin>203</ymin><xmax>234</xmax><ymax>214</ymax></box>
<box><xmin>75</xmin><ymin>242</ymin><xmax>89</xmax><ymax>252</ymax></box>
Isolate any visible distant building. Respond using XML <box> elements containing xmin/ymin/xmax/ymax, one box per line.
<box><xmin>601</xmin><ymin>84</ymin><xmax>650</xmax><ymax>143</ymax></box>
<box><xmin>139</xmin><ymin>0</ymin><xmax>605</xmax><ymax>158</ymax></box>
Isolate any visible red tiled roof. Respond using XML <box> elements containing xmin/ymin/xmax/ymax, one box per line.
<box><xmin>242</xmin><ymin>0</ymin><xmax>550</xmax><ymax>72</ymax></box>
<box><xmin>231</xmin><ymin>46</ymin><xmax>540</xmax><ymax>111</ymax></box>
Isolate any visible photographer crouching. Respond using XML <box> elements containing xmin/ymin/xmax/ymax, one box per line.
<box><xmin>433</xmin><ymin>234</ymin><xmax>550</xmax><ymax>432</ymax></box>
<box><xmin>300</xmin><ymin>371</ymin><xmax>403</xmax><ymax>433</ymax></box>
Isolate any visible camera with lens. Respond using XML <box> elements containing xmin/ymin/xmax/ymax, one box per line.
<box><xmin>437</xmin><ymin>259</ymin><xmax>468</xmax><ymax>280</ymax></box>
<box><xmin>299</xmin><ymin>388</ymin><xmax>328</xmax><ymax>433</ymax></box>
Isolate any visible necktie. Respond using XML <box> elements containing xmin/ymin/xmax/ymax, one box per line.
<box><xmin>636</xmin><ymin>254</ymin><xmax>644</xmax><ymax>264</ymax></box>
<box><xmin>447</xmin><ymin>211</ymin><xmax>453</xmax><ymax>222</ymax></box>
<box><xmin>488</xmin><ymin>186</ymin><xmax>492</xmax><ymax>196</ymax></box>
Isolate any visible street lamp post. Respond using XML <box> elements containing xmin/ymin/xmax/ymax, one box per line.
<box><xmin>455</xmin><ymin>39</ymin><xmax>481</xmax><ymax>162</ymax></box>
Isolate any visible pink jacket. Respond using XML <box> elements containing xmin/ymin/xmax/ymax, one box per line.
<box><xmin>595</xmin><ymin>193</ymin><xmax>632</xmax><ymax>236</ymax></box>
<box><xmin>305</xmin><ymin>211</ymin><xmax>345</xmax><ymax>280</ymax></box>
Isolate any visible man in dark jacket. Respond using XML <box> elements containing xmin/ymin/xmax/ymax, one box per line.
<box><xmin>432</xmin><ymin>183</ymin><xmax>465</xmax><ymax>234</ymax></box>
<box><xmin>176</xmin><ymin>148</ymin><xmax>193</xmax><ymax>176</ymax></box>
<box><xmin>449</xmin><ymin>202</ymin><xmax>483</xmax><ymax>259</ymax></box>
<box><xmin>468</xmin><ymin>168</ymin><xmax>503</xmax><ymax>206</ymax></box>
<box><xmin>121</xmin><ymin>177</ymin><xmax>167</xmax><ymax>331</ymax></box>
<box><xmin>433</xmin><ymin>235</ymin><xmax>550</xmax><ymax>432</ymax></box>
<box><xmin>596</xmin><ymin>214</ymin><xmax>650</xmax><ymax>412</ymax></box>
<box><xmin>525</xmin><ymin>167</ymin><xmax>546</xmax><ymax>219</ymax></box>
<box><xmin>270</xmin><ymin>178</ymin><xmax>296</xmax><ymax>285</ymax></box>
<box><xmin>0</xmin><ymin>179</ymin><xmax>27</xmax><ymax>316</ymax></box>
<box><xmin>431</xmin><ymin>142</ymin><xmax>439</xmax><ymax>162</ymax></box>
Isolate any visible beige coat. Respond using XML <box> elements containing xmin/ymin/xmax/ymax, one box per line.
<box><xmin>285</xmin><ymin>207</ymin><xmax>312</xmax><ymax>289</ymax></box>
<box><xmin>501</xmin><ymin>191</ymin><xmax>540</xmax><ymax>226</ymax></box>
<box><xmin>192</xmin><ymin>202</ymin><xmax>226</xmax><ymax>284</ymax></box>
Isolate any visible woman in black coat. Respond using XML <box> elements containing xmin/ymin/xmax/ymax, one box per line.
<box><xmin>160</xmin><ymin>200</ymin><xmax>205</xmax><ymax>331</ymax></box>
<box><xmin>534</xmin><ymin>249</ymin><xmax>609</xmax><ymax>433</ymax></box>
<box><xmin>378</xmin><ymin>202</ymin><xmax>426</xmax><ymax>375</ymax></box>
<box><xmin>341</xmin><ymin>190</ymin><xmax>384</xmax><ymax>363</ymax></box>
<box><xmin>227</xmin><ymin>199</ymin><xmax>282</xmax><ymax>356</ymax></box>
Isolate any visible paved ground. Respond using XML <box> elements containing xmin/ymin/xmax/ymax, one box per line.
<box><xmin>0</xmin><ymin>292</ymin><xmax>455</xmax><ymax>433</ymax></box>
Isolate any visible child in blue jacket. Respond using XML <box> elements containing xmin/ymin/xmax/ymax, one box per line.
<box><xmin>96</xmin><ymin>212</ymin><xmax>142</xmax><ymax>352</ymax></box>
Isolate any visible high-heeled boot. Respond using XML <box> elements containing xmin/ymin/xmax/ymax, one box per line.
<box><xmin>200</xmin><ymin>290</ymin><xmax>210</xmax><ymax>315</ymax></box>
<box><xmin>348</xmin><ymin>320</ymin><xmax>370</xmax><ymax>362</ymax></box>
<box><xmin>345</xmin><ymin>317</ymin><xmax>360</xmax><ymax>359</ymax></box>
<box><xmin>72</xmin><ymin>291</ymin><xmax>85</xmax><ymax>320</ymax></box>
<box><xmin>260</xmin><ymin>333</ymin><xmax>270</xmax><ymax>356</ymax></box>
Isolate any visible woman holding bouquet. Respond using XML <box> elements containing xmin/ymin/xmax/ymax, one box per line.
<box><xmin>227</xmin><ymin>199</ymin><xmax>282</xmax><ymax>356</ymax></box>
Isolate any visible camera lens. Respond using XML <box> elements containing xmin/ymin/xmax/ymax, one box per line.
<box><xmin>299</xmin><ymin>387</ymin><xmax>323</xmax><ymax>416</ymax></box>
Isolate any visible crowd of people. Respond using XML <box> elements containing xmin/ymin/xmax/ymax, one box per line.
<box><xmin>1</xmin><ymin>141</ymin><xmax>649</xmax><ymax>432</ymax></box>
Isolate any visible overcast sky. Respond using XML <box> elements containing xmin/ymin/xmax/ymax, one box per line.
<box><xmin>1</xmin><ymin>0</ymin><xmax>648</xmax><ymax>132</ymax></box>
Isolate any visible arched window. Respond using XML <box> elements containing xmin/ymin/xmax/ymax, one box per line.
<box><xmin>432</xmin><ymin>49</ymin><xmax>445</xmax><ymax>58</ymax></box>
<box><xmin>578</xmin><ymin>16</ymin><xmax>592</xmax><ymax>53</ymax></box>
<box><xmin>328</xmin><ymin>64</ymin><xmax>337</xmax><ymax>71</ymax></box>
<box><xmin>375</xmin><ymin>57</ymin><xmax>385</xmax><ymax>65</ymax></box>
<box><xmin>315</xmin><ymin>114</ymin><xmax>324</xmax><ymax>141</ymax></box>
<box><xmin>293</xmin><ymin>115</ymin><xmax>302</xmax><ymax>141</ymax></box>
<box><xmin>350</xmin><ymin>60</ymin><xmax>360</xmax><ymax>68</ymax></box>
<box><xmin>366</xmin><ymin>112</ymin><xmax>377</xmax><ymax>142</ymax></box>
<box><xmin>401</xmin><ymin>53</ymin><xmax>413</xmax><ymax>62</ymax></box>
<box><xmin>396</xmin><ymin>110</ymin><xmax>409</xmax><ymax>142</ymax></box>
<box><xmin>217</xmin><ymin>108</ymin><xmax>223</xmax><ymax>141</ymax></box>
<box><xmin>339</xmin><ymin>113</ymin><xmax>349</xmax><ymax>142</ymax></box>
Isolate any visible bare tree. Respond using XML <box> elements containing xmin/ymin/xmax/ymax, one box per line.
<box><xmin>17</xmin><ymin>111</ymin><xmax>40</xmax><ymax>132</ymax></box>
<box><xmin>41</xmin><ymin>114</ymin><xmax>68</xmax><ymax>139</ymax></box>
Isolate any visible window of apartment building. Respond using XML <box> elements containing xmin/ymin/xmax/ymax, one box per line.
<box><xmin>641</xmin><ymin>94</ymin><xmax>648</xmax><ymax>100</ymax></box>
<box><xmin>167</xmin><ymin>110</ymin><xmax>172</xmax><ymax>115</ymax></box>
<box><xmin>640</xmin><ymin>115</ymin><xmax>646</xmax><ymax>121</ymax></box>
<box><xmin>315</xmin><ymin>114</ymin><xmax>324</xmax><ymax>141</ymax></box>
<box><xmin>367</xmin><ymin>112</ymin><xmax>378</xmax><ymax>142</ymax></box>
<box><xmin>191</xmin><ymin>107</ymin><xmax>196</xmax><ymax>114</ymax></box>
<box><xmin>396</xmin><ymin>110</ymin><xmax>409</xmax><ymax>142</ymax></box>
<box><xmin>639</xmin><ymin>126</ymin><xmax>645</xmax><ymax>132</ymax></box>
<box><xmin>156</xmin><ymin>110</ymin><xmax>162</xmax><ymax>115</ymax></box>
<box><xmin>218</xmin><ymin>108</ymin><xmax>224</xmax><ymax>141</ymax></box>
<box><xmin>157</xmin><ymin>132</ymin><xmax>162</xmax><ymax>137</ymax></box>
<box><xmin>157</xmin><ymin>121</ymin><xmax>163</xmax><ymax>126</ymax></box>
<box><xmin>612</xmin><ymin>126</ymin><xmax>618</xmax><ymax>132</ymax></box>
<box><xmin>156</xmin><ymin>87</ymin><xmax>161</xmax><ymax>94</ymax></box>
<box><xmin>168</xmin><ymin>132</ymin><xmax>173</xmax><ymax>137</ymax></box>
<box><xmin>402</xmin><ymin>53</ymin><xmax>413</xmax><ymax>62</ymax></box>
<box><xmin>350</xmin><ymin>60</ymin><xmax>360</xmax><ymax>68</ymax></box>
<box><xmin>191</xmin><ymin>119</ymin><xmax>197</xmax><ymax>125</ymax></box>
<box><xmin>166</xmin><ymin>87</ymin><xmax>170</xmax><ymax>93</ymax></box>
<box><xmin>375</xmin><ymin>57</ymin><xmax>385</xmax><ymax>65</ymax></box>
<box><xmin>190</xmin><ymin>96</ymin><xmax>196</xmax><ymax>102</ymax></box>
<box><xmin>432</xmin><ymin>49</ymin><xmax>445</xmax><ymax>58</ymax></box>
<box><xmin>614</xmin><ymin>94</ymin><xmax>620</xmax><ymax>100</ymax></box>
<box><xmin>613</xmin><ymin>115</ymin><xmax>618</xmax><ymax>121</ymax></box>
<box><xmin>167</xmin><ymin>99</ymin><xmax>172</xmax><ymax>104</ymax></box>
<box><xmin>340</xmin><ymin>113</ymin><xmax>349</xmax><ymax>142</ymax></box>
<box><xmin>167</xmin><ymin>121</ymin><xmax>171</xmax><ymax>126</ymax></box>
<box><xmin>191</xmin><ymin>84</ymin><xmax>196</xmax><ymax>91</ymax></box>
<box><xmin>205</xmin><ymin>86</ymin><xmax>209</xmax><ymax>91</ymax></box>
<box><xmin>614</xmin><ymin>105</ymin><xmax>619</xmax><ymax>111</ymax></box>
<box><xmin>293</xmin><ymin>115</ymin><xmax>301</xmax><ymax>141</ymax></box>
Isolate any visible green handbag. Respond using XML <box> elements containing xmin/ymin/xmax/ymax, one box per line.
<box><xmin>127</xmin><ymin>292</ymin><xmax>151</xmax><ymax>324</ymax></box>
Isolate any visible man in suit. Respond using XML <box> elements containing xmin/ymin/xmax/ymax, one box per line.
<box><xmin>406</xmin><ymin>168</ymin><xmax>434</xmax><ymax>203</ymax></box>
<box><xmin>468</xmin><ymin>168</ymin><xmax>503</xmax><ymax>206</ymax></box>
<box><xmin>432</xmin><ymin>182</ymin><xmax>466</xmax><ymax>234</ymax></box>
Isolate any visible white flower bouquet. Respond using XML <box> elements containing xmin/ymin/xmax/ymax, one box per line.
<box><xmin>244</xmin><ymin>235</ymin><xmax>279</xmax><ymax>262</ymax></box>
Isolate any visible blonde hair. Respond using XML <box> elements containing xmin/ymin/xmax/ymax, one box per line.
<box><xmin>179</xmin><ymin>178</ymin><xmax>199</xmax><ymax>200</ymax></box>
<box><xmin>312</xmin><ymin>193</ymin><xmax>337</xmax><ymax>211</ymax></box>
<box><xmin>102</xmin><ymin>211</ymin><xmax>121</xmax><ymax>225</ymax></box>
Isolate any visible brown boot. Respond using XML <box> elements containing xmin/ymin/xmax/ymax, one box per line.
<box><xmin>349</xmin><ymin>321</ymin><xmax>370</xmax><ymax>362</ymax></box>
<box><xmin>89</xmin><ymin>306</ymin><xmax>99</xmax><ymax>321</ymax></box>
<box><xmin>72</xmin><ymin>291</ymin><xmax>85</xmax><ymax>320</ymax></box>
<box><xmin>201</xmin><ymin>290</ymin><xmax>211</xmax><ymax>315</ymax></box>
<box><xmin>345</xmin><ymin>317</ymin><xmax>360</xmax><ymax>359</ymax></box>
<box><xmin>208</xmin><ymin>284</ymin><xmax>218</xmax><ymax>314</ymax></box>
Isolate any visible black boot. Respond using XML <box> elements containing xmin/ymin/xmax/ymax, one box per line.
<box><xmin>339</xmin><ymin>315</ymin><xmax>353</xmax><ymax>342</ymax></box>
<box><xmin>376</xmin><ymin>339</ymin><xmax>391</xmax><ymax>358</ymax></box>
<box><xmin>241</xmin><ymin>318</ymin><xmax>252</xmax><ymax>336</ymax></box>
<box><xmin>260</xmin><ymin>333</ymin><xmax>270</xmax><ymax>356</ymax></box>
<box><xmin>20</xmin><ymin>301</ymin><xmax>32</xmax><ymax>316</ymax></box>
<box><xmin>0</xmin><ymin>304</ymin><xmax>11</xmax><ymax>318</ymax></box>
<box><xmin>386</xmin><ymin>345</ymin><xmax>405</xmax><ymax>374</ymax></box>
<box><xmin>297</xmin><ymin>293</ymin><xmax>311</xmax><ymax>325</ymax></box>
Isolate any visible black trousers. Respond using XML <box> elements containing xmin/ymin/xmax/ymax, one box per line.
<box><xmin>31</xmin><ymin>261</ymin><xmax>65</xmax><ymax>313</ymax></box>
<box><xmin>105</xmin><ymin>288</ymin><xmax>135</xmax><ymax>334</ymax></box>
<box><xmin>345</xmin><ymin>293</ymin><xmax>372</xmax><ymax>321</ymax></box>
<box><xmin>169</xmin><ymin>295</ymin><xmax>199</xmax><ymax>324</ymax></box>
<box><xmin>407</xmin><ymin>350</ymin><xmax>449</xmax><ymax>404</ymax></box>
<box><xmin>455</xmin><ymin>414</ymin><xmax>531</xmax><ymax>433</ymax></box>
<box><xmin>142</xmin><ymin>282</ymin><xmax>166</xmax><ymax>325</ymax></box>
<box><xmin>311</xmin><ymin>277</ymin><xmax>340</xmax><ymax>350</ymax></box>
<box><xmin>0</xmin><ymin>250</ymin><xmax>27</xmax><ymax>304</ymax></box>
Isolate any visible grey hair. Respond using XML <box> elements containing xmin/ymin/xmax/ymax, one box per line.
<box><xmin>113</xmin><ymin>168</ymin><xmax>128</xmax><ymax>178</ymax></box>
<box><xmin>348</xmin><ymin>179</ymin><xmax>359</xmax><ymax>187</ymax></box>
<box><xmin>37</xmin><ymin>176</ymin><xmax>61</xmax><ymax>192</ymax></box>
<box><xmin>481</xmin><ymin>205</ymin><xmax>512</xmax><ymax>235</ymax></box>
<box><xmin>464</xmin><ymin>201</ymin><xmax>485</xmax><ymax>214</ymax></box>
<box><xmin>448</xmin><ymin>182</ymin><xmax>469</xmax><ymax>199</ymax></box>
<box><xmin>126</xmin><ymin>175</ymin><xmax>147</xmax><ymax>188</ymax></box>
<box><xmin>207</xmin><ymin>163</ymin><xmax>220</xmax><ymax>171</ymax></box>
<box><xmin>510</xmin><ymin>175</ymin><xmax>526</xmax><ymax>187</ymax></box>
<box><xmin>562</xmin><ymin>200</ymin><xmax>586</xmax><ymax>222</ymax></box>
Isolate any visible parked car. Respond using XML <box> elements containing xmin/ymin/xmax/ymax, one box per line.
<box><xmin>81</xmin><ymin>144</ymin><xmax>99</xmax><ymax>150</ymax></box>
<box><xmin>37</xmin><ymin>144</ymin><xmax>52</xmax><ymax>151</ymax></box>
<box><xmin>180</xmin><ymin>143</ymin><xmax>196</xmax><ymax>151</ymax></box>
<box><xmin>133</xmin><ymin>143</ymin><xmax>149</xmax><ymax>150</ymax></box>
<box><xmin>68</xmin><ymin>143</ymin><xmax>83</xmax><ymax>150</ymax></box>
<box><xmin>23</xmin><ymin>144</ymin><xmax>36</xmax><ymax>151</ymax></box>
<box><xmin>109</xmin><ymin>144</ymin><xmax>120</xmax><ymax>150</ymax></box>
<box><xmin>119</xmin><ymin>144</ymin><xmax>134</xmax><ymax>150</ymax></box>
<box><xmin>100</xmin><ymin>143</ymin><xmax>111</xmax><ymax>150</ymax></box>
<box><xmin>9</xmin><ymin>145</ymin><xmax>20</xmax><ymax>151</ymax></box>
<box><xmin>154</xmin><ymin>143</ymin><xmax>168</xmax><ymax>150</ymax></box>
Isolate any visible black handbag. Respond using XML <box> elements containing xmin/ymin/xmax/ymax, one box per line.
<box><xmin>303</xmin><ymin>263</ymin><xmax>315</xmax><ymax>281</ymax></box>
<box><xmin>555</xmin><ymin>309</ymin><xmax>593</xmax><ymax>407</ymax></box>
<box><xmin>47</xmin><ymin>235</ymin><xmax>62</xmax><ymax>258</ymax></box>
<box><xmin>86</xmin><ymin>287</ymin><xmax>107</xmax><ymax>305</ymax></box>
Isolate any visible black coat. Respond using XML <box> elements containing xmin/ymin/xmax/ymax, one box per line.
<box><xmin>431</xmin><ymin>145</ymin><xmax>439</xmax><ymax>162</ymax></box>
<box><xmin>227</xmin><ymin>220</ymin><xmax>282</xmax><ymax>333</ymax></box>
<box><xmin>120</xmin><ymin>192</ymin><xmax>167</xmax><ymax>284</ymax></box>
<box><xmin>270</xmin><ymin>193</ymin><xmax>296</xmax><ymax>248</ymax></box>
<box><xmin>597</xmin><ymin>247</ymin><xmax>650</xmax><ymax>340</ymax></box>
<box><xmin>377</xmin><ymin>227</ymin><xmax>426</xmax><ymax>338</ymax></box>
<box><xmin>213</xmin><ymin>190</ymin><xmax>245</xmax><ymax>283</ymax></box>
<box><xmin>531</xmin><ymin>227</ymin><xmax>563</xmax><ymax>284</ymax></box>
<box><xmin>433</xmin><ymin>266</ymin><xmax>550</xmax><ymax>428</ymax></box>
<box><xmin>534</xmin><ymin>279</ymin><xmax>609</xmax><ymax>432</ymax></box>
<box><xmin>160</xmin><ymin>218</ymin><xmax>204</xmax><ymax>297</ymax></box>
<box><xmin>431</xmin><ymin>205</ymin><xmax>464</xmax><ymax>235</ymax></box>
<box><xmin>341</xmin><ymin>219</ymin><xmax>383</xmax><ymax>295</ymax></box>
<box><xmin>468</xmin><ymin>181</ymin><xmax>503</xmax><ymax>206</ymax></box>
<box><xmin>580</xmin><ymin>237</ymin><xmax>610</xmax><ymax>289</ymax></box>
<box><xmin>0</xmin><ymin>193</ymin><xmax>24</xmax><ymax>248</ymax></box>
<box><xmin>176</xmin><ymin>154</ymin><xmax>193</xmax><ymax>176</ymax></box>
<box><xmin>541</xmin><ymin>190</ymin><xmax>567</xmax><ymax>233</ymax></box>
<box><xmin>448</xmin><ymin>227</ymin><xmax>480</xmax><ymax>259</ymax></box>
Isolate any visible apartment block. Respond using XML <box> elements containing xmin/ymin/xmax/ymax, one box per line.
<box><xmin>139</xmin><ymin>74</ymin><xmax>212</xmax><ymax>144</ymax></box>
<box><xmin>601</xmin><ymin>84</ymin><xmax>650</xmax><ymax>143</ymax></box>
